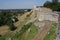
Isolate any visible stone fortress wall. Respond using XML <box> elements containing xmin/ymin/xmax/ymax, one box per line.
<box><xmin>33</xmin><ymin>5</ymin><xmax>59</xmax><ymax>23</ymax></box>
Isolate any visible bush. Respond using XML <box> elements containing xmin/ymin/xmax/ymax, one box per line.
<box><xmin>9</xmin><ymin>25</ymin><xmax>17</xmax><ymax>31</ymax></box>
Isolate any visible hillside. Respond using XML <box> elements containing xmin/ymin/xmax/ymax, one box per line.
<box><xmin>0</xmin><ymin>7</ymin><xmax>58</xmax><ymax>40</ymax></box>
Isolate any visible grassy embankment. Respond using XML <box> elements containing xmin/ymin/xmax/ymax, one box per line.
<box><xmin>43</xmin><ymin>22</ymin><xmax>57</xmax><ymax>40</ymax></box>
<box><xmin>12</xmin><ymin>22</ymin><xmax>38</xmax><ymax>40</ymax></box>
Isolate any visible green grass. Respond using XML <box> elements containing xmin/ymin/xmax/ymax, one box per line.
<box><xmin>43</xmin><ymin>22</ymin><xmax>57</xmax><ymax>40</ymax></box>
<box><xmin>12</xmin><ymin>22</ymin><xmax>33</xmax><ymax>40</ymax></box>
<box><xmin>13</xmin><ymin>23</ymin><xmax>38</xmax><ymax>40</ymax></box>
<box><xmin>26</xmin><ymin>23</ymin><xmax>38</xmax><ymax>40</ymax></box>
<box><xmin>12</xmin><ymin>22</ymin><xmax>38</xmax><ymax>40</ymax></box>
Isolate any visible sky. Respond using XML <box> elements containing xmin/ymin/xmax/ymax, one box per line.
<box><xmin>0</xmin><ymin>0</ymin><xmax>51</xmax><ymax>9</ymax></box>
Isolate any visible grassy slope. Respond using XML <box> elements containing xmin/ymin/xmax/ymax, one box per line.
<box><xmin>9</xmin><ymin>22</ymin><xmax>38</xmax><ymax>40</ymax></box>
<box><xmin>12</xmin><ymin>23</ymin><xmax>33</xmax><ymax>40</ymax></box>
<box><xmin>43</xmin><ymin>22</ymin><xmax>57</xmax><ymax>40</ymax></box>
<box><xmin>26</xmin><ymin>23</ymin><xmax>38</xmax><ymax>40</ymax></box>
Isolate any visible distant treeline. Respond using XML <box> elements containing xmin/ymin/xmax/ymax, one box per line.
<box><xmin>0</xmin><ymin>9</ymin><xmax>32</xmax><ymax>12</ymax></box>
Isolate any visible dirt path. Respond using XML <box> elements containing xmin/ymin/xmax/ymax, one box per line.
<box><xmin>33</xmin><ymin>21</ymin><xmax>51</xmax><ymax>40</ymax></box>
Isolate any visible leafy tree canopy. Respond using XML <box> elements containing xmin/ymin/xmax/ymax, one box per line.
<box><xmin>43</xmin><ymin>0</ymin><xmax>60</xmax><ymax>11</ymax></box>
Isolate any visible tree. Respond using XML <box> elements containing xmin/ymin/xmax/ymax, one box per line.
<box><xmin>43</xmin><ymin>0</ymin><xmax>60</xmax><ymax>11</ymax></box>
<box><xmin>43</xmin><ymin>1</ymin><xmax>52</xmax><ymax>8</ymax></box>
<box><xmin>0</xmin><ymin>11</ymin><xmax>17</xmax><ymax>31</ymax></box>
<box><xmin>52</xmin><ymin>0</ymin><xmax>58</xmax><ymax>3</ymax></box>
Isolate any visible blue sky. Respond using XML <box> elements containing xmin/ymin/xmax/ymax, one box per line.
<box><xmin>0</xmin><ymin>0</ymin><xmax>51</xmax><ymax>9</ymax></box>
